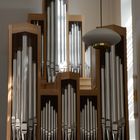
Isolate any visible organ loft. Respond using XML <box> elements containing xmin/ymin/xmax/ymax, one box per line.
<box><xmin>6</xmin><ymin>0</ymin><xmax>129</xmax><ymax>140</ymax></box>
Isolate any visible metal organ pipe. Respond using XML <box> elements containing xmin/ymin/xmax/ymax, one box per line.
<box><xmin>51</xmin><ymin>1</ymin><xmax>55</xmax><ymax>82</ymax></box>
<box><xmin>101</xmin><ymin>67</ymin><xmax>105</xmax><ymax>140</ymax></box>
<box><xmin>110</xmin><ymin>45</ymin><xmax>118</xmax><ymax>139</ymax></box>
<box><xmin>12</xmin><ymin>59</ymin><xmax>17</xmax><ymax>140</ymax></box>
<box><xmin>47</xmin><ymin>6</ymin><xmax>51</xmax><ymax>83</ymax></box>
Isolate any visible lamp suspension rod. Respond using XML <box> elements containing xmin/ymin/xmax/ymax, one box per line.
<box><xmin>100</xmin><ymin>0</ymin><xmax>102</xmax><ymax>27</ymax></box>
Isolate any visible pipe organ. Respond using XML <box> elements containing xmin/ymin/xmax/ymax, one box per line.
<box><xmin>80</xmin><ymin>97</ymin><xmax>97</xmax><ymax>140</ymax></box>
<box><xmin>7</xmin><ymin>1</ymin><xmax>129</xmax><ymax>139</ymax></box>
<box><xmin>61</xmin><ymin>82</ymin><xmax>77</xmax><ymax>140</ymax></box>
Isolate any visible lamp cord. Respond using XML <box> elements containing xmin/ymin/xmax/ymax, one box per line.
<box><xmin>100</xmin><ymin>0</ymin><xmax>102</xmax><ymax>27</ymax></box>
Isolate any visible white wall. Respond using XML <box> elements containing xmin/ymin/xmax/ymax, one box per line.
<box><xmin>132</xmin><ymin>0</ymin><xmax>140</xmax><ymax>139</ymax></box>
<box><xmin>68</xmin><ymin>0</ymin><xmax>121</xmax><ymax>35</ymax></box>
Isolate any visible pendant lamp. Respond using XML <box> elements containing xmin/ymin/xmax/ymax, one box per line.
<box><xmin>82</xmin><ymin>0</ymin><xmax>121</xmax><ymax>49</ymax></box>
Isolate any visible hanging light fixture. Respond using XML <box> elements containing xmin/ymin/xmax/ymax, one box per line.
<box><xmin>82</xmin><ymin>0</ymin><xmax>121</xmax><ymax>49</ymax></box>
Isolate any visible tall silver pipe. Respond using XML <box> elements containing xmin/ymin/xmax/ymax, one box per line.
<box><xmin>64</xmin><ymin>88</ymin><xmax>68</xmax><ymax>140</ymax></box>
<box><xmin>41</xmin><ymin>110</ymin><xmax>43</xmax><ymax>140</ymax></box>
<box><xmin>82</xmin><ymin>109</ymin><xmax>85</xmax><ymax>140</ymax></box>
<box><xmin>93</xmin><ymin>106</ymin><xmax>96</xmax><ymax>140</ymax></box>
<box><xmin>41</xmin><ymin>34</ymin><xmax>44</xmax><ymax>77</ymax></box>
<box><xmin>116</xmin><ymin>56</ymin><xmax>121</xmax><ymax>133</ymax></box>
<box><xmin>64</xmin><ymin>3</ymin><xmax>67</xmax><ymax>67</ymax></box>
<box><xmin>51</xmin><ymin>1</ymin><xmax>55</xmax><ymax>82</ymax></box>
<box><xmin>22</xmin><ymin>35</ymin><xmax>28</xmax><ymax>124</ymax></box>
<box><xmin>47</xmin><ymin>6</ymin><xmax>51</xmax><ymax>83</ymax></box>
<box><xmin>16</xmin><ymin>50</ymin><xmax>21</xmax><ymax>140</ymax></box>
<box><xmin>71</xmin><ymin>24</ymin><xmax>74</xmax><ymax>71</ymax></box>
<box><xmin>28</xmin><ymin>46</ymin><xmax>33</xmax><ymax>140</ymax></box>
<box><xmin>110</xmin><ymin>45</ymin><xmax>118</xmax><ymax>139</ymax></box>
<box><xmin>87</xmin><ymin>98</ymin><xmax>90</xmax><ymax>140</ymax></box>
<box><xmin>120</xmin><ymin>62</ymin><xmax>125</xmax><ymax>140</ymax></box>
<box><xmin>61</xmin><ymin>0</ymin><xmax>64</xmax><ymax>64</ymax></box>
<box><xmin>105</xmin><ymin>50</ymin><xmax>111</xmax><ymax>140</ymax></box>
<box><xmin>78</xmin><ymin>29</ymin><xmax>82</xmax><ymax>73</ymax></box>
<box><xmin>51</xmin><ymin>106</ymin><xmax>54</xmax><ymax>140</ymax></box>
<box><xmin>33</xmin><ymin>63</ymin><xmax>37</xmax><ymax>140</ymax></box>
<box><xmin>101</xmin><ymin>67</ymin><xmax>105</xmax><ymax>140</ymax></box>
<box><xmin>84</xmin><ymin>104</ymin><xmax>87</xmax><ymax>139</ymax></box>
<box><xmin>28</xmin><ymin>47</ymin><xmax>33</xmax><ymax>120</ymax></box>
<box><xmin>45</xmin><ymin>102</ymin><xmax>48</xmax><ymax>139</ymax></box>
<box><xmin>55</xmin><ymin>0</ymin><xmax>59</xmax><ymax>73</ymax></box>
<box><xmin>71</xmin><ymin>86</ymin><xmax>74</xmax><ymax>139</ymax></box>
<box><xmin>56</xmin><ymin>112</ymin><xmax>58</xmax><ymax>140</ymax></box>
<box><xmin>80</xmin><ymin>111</ymin><xmax>82</xmax><ymax>140</ymax></box>
<box><xmin>12</xmin><ymin>59</ymin><xmax>17</xmax><ymax>140</ymax></box>
<box><xmin>73</xmin><ymin>91</ymin><xmax>76</xmax><ymax>140</ymax></box>
<box><xmin>57</xmin><ymin>0</ymin><xmax>61</xmax><ymax>67</ymax></box>
<box><xmin>68</xmin><ymin>84</ymin><xmax>71</xmax><ymax>140</ymax></box>
<box><xmin>120</xmin><ymin>62</ymin><xmax>124</xmax><ymax>119</ymax></box>
<box><xmin>69</xmin><ymin>31</ymin><xmax>72</xmax><ymax>71</ymax></box>
<box><xmin>90</xmin><ymin>100</ymin><xmax>93</xmax><ymax>140</ymax></box>
<box><xmin>43</xmin><ymin>107</ymin><xmax>46</xmax><ymax>140</ymax></box>
<box><xmin>72</xmin><ymin>24</ymin><xmax>75</xmax><ymax>68</ymax></box>
<box><xmin>74</xmin><ymin>24</ymin><xmax>77</xmax><ymax>68</ymax></box>
<box><xmin>48</xmin><ymin>100</ymin><xmax>51</xmax><ymax>140</ymax></box>
<box><xmin>53</xmin><ymin>110</ymin><xmax>56</xmax><ymax>140</ymax></box>
<box><xmin>62</xmin><ymin>93</ymin><xmax>64</xmax><ymax>139</ymax></box>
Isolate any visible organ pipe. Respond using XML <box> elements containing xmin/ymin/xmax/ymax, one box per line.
<box><xmin>12</xmin><ymin>59</ymin><xmax>17</xmax><ymax>140</ymax></box>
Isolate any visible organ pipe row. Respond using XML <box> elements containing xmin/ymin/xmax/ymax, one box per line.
<box><xmin>47</xmin><ymin>0</ymin><xmax>67</xmax><ymax>83</ymax></box>
<box><xmin>12</xmin><ymin>35</ymin><xmax>37</xmax><ymax>140</ymax></box>
<box><xmin>69</xmin><ymin>23</ymin><xmax>82</xmax><ymax>74</ymax></box>
<box><xmin>41</xmin><ymin>100</ymin><xmax>57</xmax><ymax>140</ymax></box>
<box><xmin>80</xmin><ymin>98</ymin><xmax>97</xmax><ymax>140</ymax></box>
<box><xmin>62</xmin><ymin>83</ymin><xmax>76</xmax><ymax>140</ymax></box>
<box><xmin>32</xmin><ymin>20</ymin><xmax>44</xmax><ymax>78</ymax></box>
<box><xmin>101</xmin><ymin>46</ymin><xmax>125</xmax><ymax>140</ymax></box>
